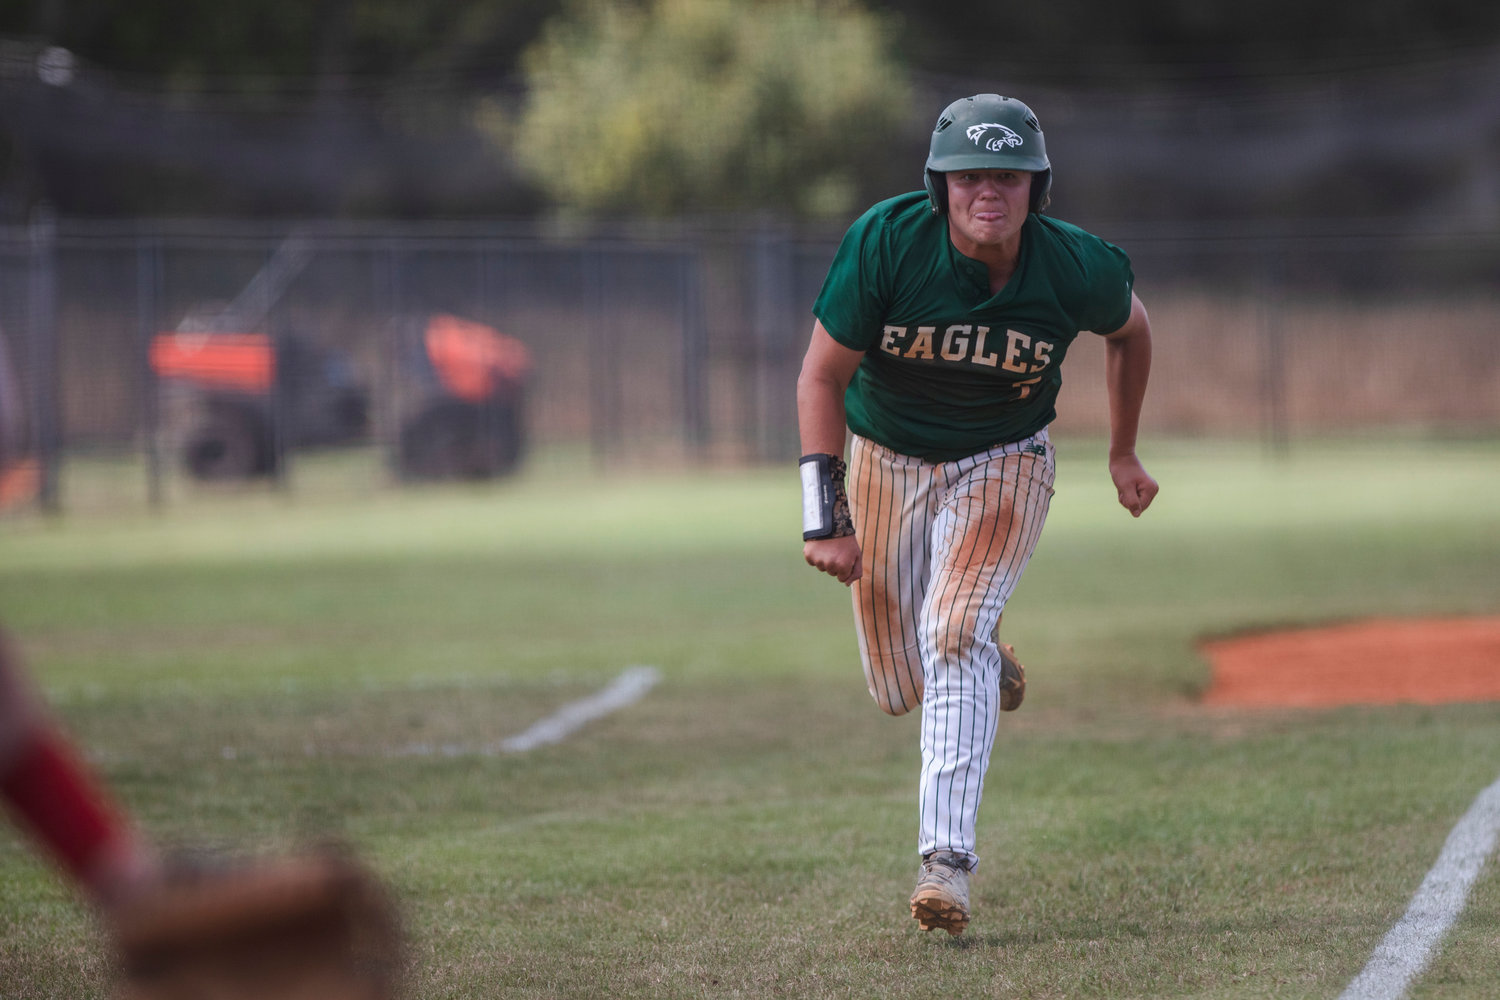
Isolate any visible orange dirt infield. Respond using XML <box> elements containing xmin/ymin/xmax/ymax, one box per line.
<box><xmin>1200</xmin><ymin>616</ymin><xmax>1500</xmax><ymax>708</ymax></box>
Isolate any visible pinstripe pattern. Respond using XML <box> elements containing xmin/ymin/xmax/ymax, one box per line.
<box><xmin>848</xmin><ymin>431</ymin><xmax>1055</xmax><ymax>868</ymax></box>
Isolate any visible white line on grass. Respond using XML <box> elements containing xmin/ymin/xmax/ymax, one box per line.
<box><xmin>1338</xmin><ymin>772</ymin><xmax>1500</xmax><ymax>1000</ymax></box>
<box><xmin>388</xmin><ymin>665</ymin><xmax>662</xmax><ymax>758</ymax></box>
<box><xmin>496</xmin><ymin>665</ymin><xmax>661</xmax><ymax>753</ymax></box>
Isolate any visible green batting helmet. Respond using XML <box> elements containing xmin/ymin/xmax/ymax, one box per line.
<box><xmin>924</xmin><ymin>94</ymin><xmax>1052</xmax><ymax>216</ymax></box>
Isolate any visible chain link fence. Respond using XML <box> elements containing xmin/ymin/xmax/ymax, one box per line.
<box><xmin>1</xmin><ymin>215</ymin><xmax>1497</xmax><ymax>513</ymax></box>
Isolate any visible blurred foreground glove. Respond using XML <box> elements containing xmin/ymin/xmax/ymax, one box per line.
<box><xmin>110</xmin><ymin>847</ymin><xmax>403</xmax><ymax>1000</ymax></box>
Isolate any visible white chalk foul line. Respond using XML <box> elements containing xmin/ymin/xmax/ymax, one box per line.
<box><xmin>1338</xmin><ymin>772</ymin><xmax>1500</xmax><ymax>1000</ymax></box>
<box><xmin>496</xmin><ymin>665</ymin><xmax>661</xmax><ymax>753</ymax></box>
<box><xmin>388</xmin><ymin>665</ymin><xmax>662</xmax><ymax>758</ymax></box>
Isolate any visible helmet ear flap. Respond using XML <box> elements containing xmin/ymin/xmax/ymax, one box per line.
<box><xmin>925</xmin><ymin>169</ymin><xmax>947</xmax><ymax>215</ymax></box>
<box><xmin>1030</xmin><ymin>168</ymin><xmax>1052</xmax><ymax>214</ymax></box>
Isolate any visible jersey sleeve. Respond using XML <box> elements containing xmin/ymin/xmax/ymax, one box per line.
<box><xmin>1079</xmin><ymin>238</ymin><xmax>1136</xmax><ymax>335</ymax></box>
<box><xmin>811</xmin><ymin>204</ymin><xmax>891</xmax><ymax>351</ymax></box>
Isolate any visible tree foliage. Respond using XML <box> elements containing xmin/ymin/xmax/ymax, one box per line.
<box><xmin>505</xmin><ymin>0</ymin><xmax>912</xmax><ymax>218</ymax></box>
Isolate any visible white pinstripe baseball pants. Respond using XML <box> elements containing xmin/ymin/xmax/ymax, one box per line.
<box><xmin>847</xmin><ymin>430</ymin><xmax>1055</xmax><ymax>870</ymax></box>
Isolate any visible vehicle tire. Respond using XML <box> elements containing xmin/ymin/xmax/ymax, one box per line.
<box><xmin>398</xmin><ymin>400</ymin><xmax>525</xmax><ymax>481</ymax></box>
<box><xmin>183</xmin><ymin>401</ymin><xmax>275</xmax><ymax>480</ymax></box>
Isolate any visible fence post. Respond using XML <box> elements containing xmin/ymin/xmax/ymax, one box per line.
<box><xmin>26</xmin><ymin>208</ymin><xmax>60</xmax><ymax>513</ymax></box>
<box><xmin>585</xmin><ymin>248</ymin><xmax>615</xmax><ymax>468</ymax></box>
<box><xmin>1257</xmin><ymin>248</ymin><xmax>1289</xmax><ymax>457</ymax></box>
<box><xmin>680</xmin><ymin>246</ymin><xmax>707</xmax><ymax>460</ymax></box>
<box><xmin>751</xmin><ymin>225</ymin><xmax>799</xmax><ymax>463</ymax></box>
<box><xmin>374</xmin><ymin>239</ymin><xmax>402</xmax><ymax>478</ymax></box>
<box><xmin>137</xmin><ymin>233</ymin><xmax>164</xmax><ymax>508</ymax></box>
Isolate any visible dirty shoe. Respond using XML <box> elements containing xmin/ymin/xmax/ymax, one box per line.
<box><xmin>910</xmin><ymin>851</ymin><xmax>971</xmax><ymax>936</ymax></box>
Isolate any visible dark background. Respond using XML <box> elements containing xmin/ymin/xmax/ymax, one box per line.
<box><xmin>3</xmin><ymin>1</ymin><xmax>1498</xmax><ymax>227</ymax></box>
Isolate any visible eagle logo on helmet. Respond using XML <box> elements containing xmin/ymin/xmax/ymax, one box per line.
<box><xmin>965</xmin><ymin>123</ymin><xmax>1024</xmax><ymax>153</ymax></box>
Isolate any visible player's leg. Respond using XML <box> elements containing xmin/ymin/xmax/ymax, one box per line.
<box><xmin>915</xmin><ymin>432</ymin><xmax>1055</xmax><ymax>869</ymax></box>
<box><xmin>846</xmin><ymin>435</ymin><xmax>936</xmax><ymax>716</ymax></box>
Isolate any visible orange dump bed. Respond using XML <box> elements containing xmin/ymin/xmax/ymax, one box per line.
<box><xmin>150</xmin><ymin>333</ymin><xmax>275</xmax><ymax>394</ymax></box>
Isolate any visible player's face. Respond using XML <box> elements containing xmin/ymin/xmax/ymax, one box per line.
<box><xmin>945</xmin><ymin>169</ymin><xmax>1031</xmax><ymax>256</ymax></box>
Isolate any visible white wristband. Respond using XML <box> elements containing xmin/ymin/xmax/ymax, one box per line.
<box><xmin>800</xmin><ymin>455</ymin><xmax>832</xmax><ymax>538</ymax></box>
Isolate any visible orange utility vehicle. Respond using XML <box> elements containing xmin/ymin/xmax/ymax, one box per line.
<box><xmin>150</xmin><ymin>314</ymin><xmax>531</xmax><ymax>481</ymax></box>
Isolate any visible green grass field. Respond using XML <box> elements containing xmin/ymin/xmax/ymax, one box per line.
<box><xmin>2</xmin><ymin>436</ymin><xmax>1499</xmax><ymax>999</ymax></box>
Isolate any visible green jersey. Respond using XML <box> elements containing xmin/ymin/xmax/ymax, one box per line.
<box><xmin>813</xmin><ymin>191</ymin><xmax>1135</xmax><ymax>461</ymax></box>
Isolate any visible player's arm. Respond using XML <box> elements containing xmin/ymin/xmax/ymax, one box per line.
<box><xmin>0</xmin><ymin>631</ymin><xmax>160</xmax><ymax>911</ymax></box>
<box><xmin>1101</xmin><ymin>292</ymin><xmax>1159</xmax><ymax>517</ymax></box>
<box><xmin>796</xmin><ymin>321</ymin><xmax>865</xmax><ymax>585</ymax></box>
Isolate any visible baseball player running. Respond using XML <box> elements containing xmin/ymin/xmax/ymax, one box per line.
<box><xmin>797</xmin><ymin>94</ymin><xmax>1158</xmax><ymax>936</ymax></box>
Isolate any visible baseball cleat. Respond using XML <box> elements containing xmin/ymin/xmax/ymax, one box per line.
<box><xmin>999</xmin><ymin>642</ymin><xmax>1026</xmax><ymax>711</ymax></box>
<box><xmin>910</xmin><ymin>850</ymin><xmax>971</xmax><ymax>936</ymax></box>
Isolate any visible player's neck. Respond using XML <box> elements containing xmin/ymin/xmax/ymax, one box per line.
<box><xmin>971</xmin><ymin>247</ymin><xmax>1019</xmax><ymax>295</ymax></box>
<box><xmin>948</xmin><ymin>230</ymin><xmax>1022</xmax><ymax>295</ymax></box>
<box><xmin>982</xmin><ymin>258</ymin><xmax>1017</xmax><ymax>295</ymax></box>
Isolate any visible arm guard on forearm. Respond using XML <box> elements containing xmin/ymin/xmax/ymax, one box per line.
<box><xmin>799</xmin><ymin>453</ymin><xmax>856</xmax><ymax>541</ymax></box>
